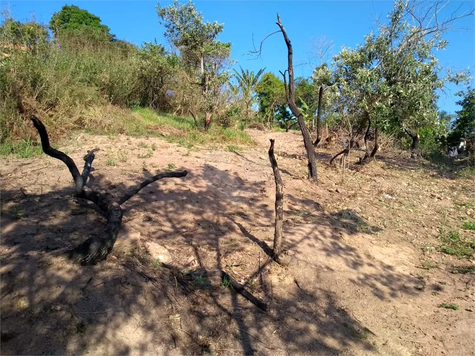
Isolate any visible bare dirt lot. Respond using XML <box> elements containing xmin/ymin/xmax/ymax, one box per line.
<box><xmin>1</xmin><ymin>129</ymin><xmax>474</xmax><ymax>356</ymax></box>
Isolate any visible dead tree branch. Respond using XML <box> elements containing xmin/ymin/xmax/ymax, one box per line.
<box><xmin>276</xmin><ymin>14</ymin><xmax>318</xmax><ymax>181</ymax></box>
<box><xmin>31</xmin><ymin>116</ymin><xmax>188</xmax><ymax>265</ymax></box>
<box><xmin>313</xmin><ymin>86</ymin><xmax>324</xmax><ymax>147</ymax></box>
<box><xmin>268</xmin><ymin>139</ymin><xmax>283</xmax><ymax>261</ymax></box>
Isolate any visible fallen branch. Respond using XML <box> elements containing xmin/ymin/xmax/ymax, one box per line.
<box><xmin>31</xmin><ymin>116</ymin><xmax>188</xmax><ymax>265</ymax></box>
<box><xmin>221</xmin><ymin>270</ymin><xmax>268</xmax><ymax>312</ymax></box>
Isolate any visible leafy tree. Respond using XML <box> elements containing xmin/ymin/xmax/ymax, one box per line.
<box><xmin>256</xmin><ymin>72</ymin><xmax>286</xmax><ymax>127</ymax></box>
<box><xmin>136</xmin><ymin>42</ymin><xmax>179</xmax><ymax>110</ymax></box>
<box><xmin>326</xmin><ymin>0</ymin><xmax>473</xmax><ymax>161</ymax></box>
<box><xmin>233</xmin><ymin>66</ymin><xmax>265</xmax><ymax>123</ymax></box>
<box><xmin>50</xmin><ymin>5</ymin><xmax>113</xmax><ymax>39</ymax></box>
<box><xmin>157</xmin><ymin>0</ymin><xmax>231</xmax><ymax>129</ymax></box>
<box><xmin>295</xmin><ymin>77</ymin><xmax>317</xmax><ymax>127</ymax></box>
<box><xmin>448</xmin><ymin>88</ymin><xmax>475</xmax><ymax>153</ymax></box>
<box><xmin>275</xmin><ymin>104</ymin><xmax>296</xmax><ymax>132</ymax></box>
<box><xmin>0</xmin><ymin>19</ymin><xmax>48</xmax><ymax>50</ymax></box>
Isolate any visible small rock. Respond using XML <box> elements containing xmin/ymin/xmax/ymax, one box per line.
<box><xmin>145</xmin><ymin>241</ymin><xmax>172</xmax><ymax>263</ymax></box>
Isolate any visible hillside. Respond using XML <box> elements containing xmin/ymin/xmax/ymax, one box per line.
<box><xmin>1</xmin><ymin>128</ymin><xmax>474</xmax><ymax>356</ymax></box>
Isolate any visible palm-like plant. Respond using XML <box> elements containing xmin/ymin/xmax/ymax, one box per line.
<box><xmin>233</xmin><ymin>66</ymin><xmax>265</xmax><ymax>123</ymax></box>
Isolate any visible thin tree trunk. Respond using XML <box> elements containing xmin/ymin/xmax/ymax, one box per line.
<box><xmin>31</xmin><ymin>116</ymin><xmax>188</xmax><ymax>265</ymax></box>
<box><xmin>405</xmin><ymin>129</ymin><xmax>419</xmax><ymax>159</ymax></box>
<box><xmin>204</xmin><ymin>112</ymin><xmax>212</xmax><ymax>131</ymax></box>
<box><xmin>276</xmin><ymin>15</ymin><xmax>317</xmax><ymax>181</ymax></box>
<box><xmin>358</xmin><ymin>126</ymin><xmax>379</xmax><ymax>165</ymax></box>
<box><xmin>364</xmin><ymin>114</ymin><xmax>371</xmax><ymax>151</ymax></box>
<box><xmin>313</xmin><ymin>86</ymin><xmax>324</xmax><ymax>147</ymax></box>
<box><xmin>268</xmin><ymin>139</ymin><xmax>283</xmax><ymax>261</ymax></box>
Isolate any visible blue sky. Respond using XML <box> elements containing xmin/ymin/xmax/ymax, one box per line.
<box><xmin>2</xmin><ymin>0</ymin><xmax>474</xmax><ymax>114</ymax></box>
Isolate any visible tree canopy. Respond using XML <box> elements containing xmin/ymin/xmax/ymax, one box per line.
<box><xmin>50</xmin><ymin>5</ymin><xmax>113</xmax><ymax>39</ymax></box>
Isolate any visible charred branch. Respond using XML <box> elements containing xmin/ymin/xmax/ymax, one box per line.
<box><xmin>268</xmin><ymin>139</ymin><xmax>284</xmax><ymax>261</ymax></box>
<box><xmin>405</xmin><ymin>129</ymin><xmax>419</xmax><ymax>159</ymax></box>
<box><xmin>313</xmin><ymin>86</ymin><xmax>324</xmax><ymax>147</ymax></box>
<box><xmin>276</xmin><ymin>14</ymin><xmax>318</xmax><ymax>181</ymax></box>
<box><xmin>31</xmin><ymin>116</ymin><xmax>188</xmax><ymax>265</ymax></box>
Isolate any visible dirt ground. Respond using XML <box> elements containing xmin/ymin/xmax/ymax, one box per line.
<box><xmin>1</xmin><ymin>129</ymin><xmax>474</xmax><ymax>356</ymax></box>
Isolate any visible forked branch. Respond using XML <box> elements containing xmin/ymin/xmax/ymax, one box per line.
<box><xmin>31</xmin><ymin>116</ymin><xmax>188</xmax><ymax>265</ymax></box>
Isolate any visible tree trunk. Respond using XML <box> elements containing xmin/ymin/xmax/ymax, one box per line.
<box><xmin>268</xmin><ymin>139</ymin><xmax>283</xmax><ymax>261</ymax></box>
<box><xmin>358</xmin><ymin>126</ymin><xmax>379</xmax><ymax>165</ymax></box>
<box><xmin>31</xmin><ymin>116</ymin><xmax>188</xmax><ymax>265</ymax></box>
<box><xmin>363</xmin><ymin>114</ymin><xmax>371</xmax><ymax>151</ymax></box>
<box><xmin>405</xmin><ymin>129</ymin><xmax>419</xmax><ymax>159</ymax></box>
<box><xmin>276</xmin><ymin>15</ymin><xmax>317</xmax><ymax>181</ymax></box>
<box><xmin>313</xmin><ymin>86</ymin><xmax>324</xmax><ymax>147</ymax></box>
<box><xmin>204</xmin><ymin>112</ymin><xmax>212</xmax><ymax>131</ymax></box>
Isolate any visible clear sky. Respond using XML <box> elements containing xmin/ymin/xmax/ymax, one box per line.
<box><xmin>2</xmin><ymin>0</ymin><xmax>474</xmax><ymax>114</ymax></box>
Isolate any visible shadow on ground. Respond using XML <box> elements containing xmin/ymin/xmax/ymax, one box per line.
<box><xmin>1</xmin><ymin>161</ymin><xmax>421</xmax><ymax>355</ymax></box>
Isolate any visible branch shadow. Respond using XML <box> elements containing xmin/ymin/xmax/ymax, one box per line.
<box><xmin>1</xmin><ymin>159</ymin><xmax>421</xmax><ymax>355</ymax></box>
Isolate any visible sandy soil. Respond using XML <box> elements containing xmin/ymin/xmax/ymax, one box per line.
<box><xmin>1</xmin><ymin>129</ymin><xmax>474</xmax><ymax>356</ymax></box>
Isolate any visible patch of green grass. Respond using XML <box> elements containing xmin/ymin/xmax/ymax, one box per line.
<box><xmin>451</xmin><ymin>265</ymin><xmax>475</xmax><ymax>275</ymax></box>
<box><xmin>462</xmin><ymin>221</ymin><xmax>475</xmax><ymax>231</ymax></box>
<box><xmin>138</xmin><ymin>142</ymin><xmax>148</xmax><ymax>149</ymax></box>
<box><xmin>132</xmin><ymin>108</ymin><xmax>253</xmax><ymax>149</ymax></box>
<box><xmin>454</xmin><ymin>200</ymin><xmax>475</xmax><ymax>212</ymax></box>
<box><xmin>456</xmin><ymin>166</ymin><xmax>475</xmax><ymax>179</ymax></box>
<box><xmin>0</xmin><ymin>139</ymin><xmax>43</xmax><ymax>158</ymax></box>
<box><xmin>106</xmin><ymin>159</ymin><xmax>117</xmax><ymax>166</ymax></box>
<box><xmin>439</xmin><ymin>303</ymin><xmax>459</xmax><ymax>310</ymax></box>
<box><xmin>133</xmin><ymin>107</ymin><xmax>195</xmax><ymax>131</ymax></box>
<box><xmin>439</xmin><ymin>229</ymin><xmax>475</xmax><ymax>259</ymax></box>
<box><xmin>226</xmin><ymin>145</ymin><xmax>242</xmax><ymax>153</ymax></box>
<box><xmin>221</xmin><ymin>275</ymin><xmax>233</xmax><ymax>289</ymax></box>
<box><xmin>421</xmin><ymin>261</ymin><xmax>438</xmax><ymax>270</ymax></box>
<box><xmin>167</xmin><ymin>163</ymin><xmax>176</xmax><ymax>171</ymax></box>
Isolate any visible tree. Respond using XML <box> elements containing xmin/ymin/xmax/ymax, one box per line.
<box><xmin>0</xmin><ymin>19</ymin><xmax>48</xmax><ymax>51</ymax></box>
<box><xmin>50</xmin><ymin>5</ymin><xmax>113</xmax><ymax>39</ymax></box>
<box><xmin>136</xmin><ymin>42</ymin><xmax>179</xmax><ymax>110</ymax></box>
<box><xmin>233</xmin><ymin>66</ymin><xmax>265</xmax><ymax>123</ymax></box>
<box><xmin>157</xmin><ymin>0</ymin><xmax>231</xmax><ymax>130</ymax></box>
<box><xmin>448</xmin><ymin>88</ymin><xmax>475</xmax><ymax>155</ymax></box>
<box><xmin>256</xmin><ymin>72</ymin><xmax>286</xmax><ymax>127</ymax></box>
<box><xmin>326</xmin><ymin>0</ymin><xmax>473</xmax><ymax>162</ymax></box>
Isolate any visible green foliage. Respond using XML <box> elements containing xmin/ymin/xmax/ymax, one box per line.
<box><xmin>462</xmin><ymin>221</ymin><xmax>475</xmax><ymax>231</ymax></box>
<box><xmin>136</xmin><ymin>42</ymin><xmax>179</xmax><ymax>110</ymax></box>
<box><xmin>439</xmin><ymin>303</ymin><xmax>459</xmax><ymax>310</ymax></box>
<box><xmin>439</xmin><ymin>229</ymin><xmax>474</xmax><ymax>259</ymax></box>
<box><xmin>448</xmin><ymin>88</ymin><xmax>475</xmax><ymax>151</ymax></box>
<box><xmin>321</xmin><ymin>0</ymin><xmax>462</xmax><ymax>155</ymax></box>
<box><xmin>451</xmin><ymin>265</ymin><xmax>475</xmax><ymax>274</ymax></box>
<box><xmin>157</xmin><ymin>0</ymin><xmax>226</xmax><ymax>63</ymax></box>
<box><xmin>0</xmin><ymin>138</ymin><xmax>42</xmax><ymax>158</ymax></box>
<box><xmin>157</xmin><ymin>0</ymin><xmax>231</xmax><ymax>124</ymax></box>
<box><xmin>233</xmin><ymin>66</ymin><xmax>265</xmax><ymax>122</ymax></box>
<box><xmin>50</xmin><ymin>5</ymin><xmax>112</xmax><ymax>39</ymax></box>
<box><xmin>256</xmin><ymin>72</ymin><xmax>287</xmax><ymax>126</ymax></box>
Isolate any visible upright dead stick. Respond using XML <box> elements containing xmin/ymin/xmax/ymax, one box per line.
<box><xmin>268</xmin><ymin>139</ymin><xmax>284</xmax><ymax>260</ymax></box>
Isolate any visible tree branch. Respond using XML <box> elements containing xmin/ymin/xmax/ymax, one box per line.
<box><xmin>31</xmin><ymin>116</ymin><xmax>83</xmax><ymax>193</ymax></box>
<box><xmin>118</xmin><ymin>170</ymin><xmax>188</xmax><ymax>205</ymax></box>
